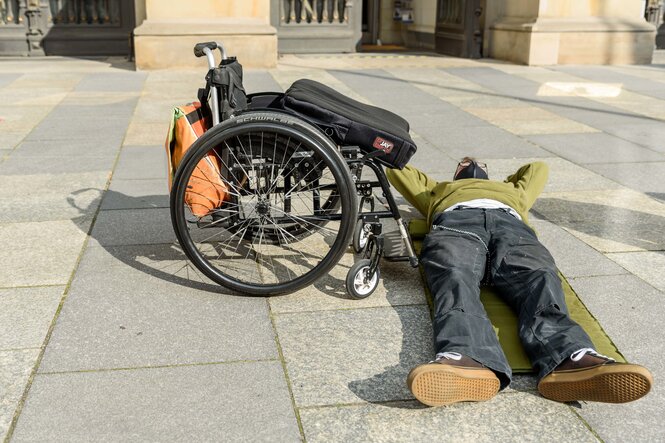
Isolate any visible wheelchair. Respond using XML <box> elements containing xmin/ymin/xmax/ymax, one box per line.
<box><xmin>169</xmin><ymin>42</ymin><xmax>419</xmax><ymax>299</ymax></box>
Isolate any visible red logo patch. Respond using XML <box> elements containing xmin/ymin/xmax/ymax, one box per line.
<box><xmin>372</xmin><ymin>137</ymin><xmax>394</xmax><ymax>154</ymax></box>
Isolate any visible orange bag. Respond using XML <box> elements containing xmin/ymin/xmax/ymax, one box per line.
<box><xmin>165</xmin><ymin>102</ymin><xmax>228</xmax><ymax>217</ymax></box>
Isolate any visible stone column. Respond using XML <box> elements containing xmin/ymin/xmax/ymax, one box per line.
<box><xmin>134</xmin><ymin>0</ymin><xmax>277</xmax><ymax>69</ymax></box>
<box><xmin>489</xmin><ymin>0</ymin><xmax>656</xmax><ymax>65</ymax></box>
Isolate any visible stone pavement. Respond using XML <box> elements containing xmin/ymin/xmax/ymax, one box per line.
<box><xmin>1</xmin><ymin>50</ymin><xmax>665</xmax><ymax>442</ymax></box>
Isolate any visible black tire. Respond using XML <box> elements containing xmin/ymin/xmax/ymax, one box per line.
<box><xmin>171</xmin><ymin>111</ymin><xmax>358</xmax><ymax>295</ymax></box>
<box><xmin>346</xmin><ymin>259</ymin><xmax>380</xmax><ymax>299</ymax></box>
<box><xmin>352</xmin><ymin>220</ymin><xmax>369</xmax><ymax>253</ymax></box>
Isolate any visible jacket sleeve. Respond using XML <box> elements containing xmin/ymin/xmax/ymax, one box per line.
<box><xmin>504</xmin><ymin>162</ymin><xmax>549</xmax><ymax>210</ymax></box>
<box><xmin>386</xmin><ymin>165</ymin><xmax>437</xmax><ymax>217</ymax></box>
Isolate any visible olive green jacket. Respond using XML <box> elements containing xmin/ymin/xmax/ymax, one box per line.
<box><xmin>386</xmin><ymin>162</ymin><xmax>549</xmax><ymax>227</ymax></box>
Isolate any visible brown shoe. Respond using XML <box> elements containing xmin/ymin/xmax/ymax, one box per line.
<box><xmin>538</xmin><ymin>348</ymin><xmax>653</xmax><ymax>403</ymax></box>
<box><xmin>407</xmin><ymin>352</ymin><xmax>500</xmax><ymax>407</ymax></box>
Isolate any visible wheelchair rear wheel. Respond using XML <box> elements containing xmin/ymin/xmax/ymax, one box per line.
<box><xmin>171</xmin><ymin>112</ymin><xmax>358</xmax><ymax>295</ymax></box>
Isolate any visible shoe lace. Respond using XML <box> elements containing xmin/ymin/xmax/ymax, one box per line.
<box><xmin>570</xmin><ymin>348</ymin><xmax>615</xmax><ymax>363</ymax></box>
<box><xmin>433</xmin><ymin>351</ymin><xmax>462</xmax><ymax>362</ymax></box>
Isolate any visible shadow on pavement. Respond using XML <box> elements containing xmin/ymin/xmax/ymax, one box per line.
<box><xmin>68</xmin><ymin>188</ymin><xmax>352</xmax><ymax>298</ymax></box>
<box><xmin>533</xmin><ymin>198</ymin><xmax>665</xmax><ymax>251</ymax></box>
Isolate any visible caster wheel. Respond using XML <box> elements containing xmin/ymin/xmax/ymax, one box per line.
<box><xmin>346</xmin><ymin>259</ymin><xmax>380</xmax><ymax>299</ymax></box>
<box><xmin>352</xmin><ymin>221</ymin><xmax>370</xmax><ymax>253</ymax></box>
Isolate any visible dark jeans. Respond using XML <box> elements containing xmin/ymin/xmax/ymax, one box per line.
<box><xmin>421</xmin><ymin>208</ymin><xmax>594</xmax><ymax>389</ymax></box>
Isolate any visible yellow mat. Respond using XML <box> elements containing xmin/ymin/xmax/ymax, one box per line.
<box><xmin>409</xmin><ymin>219</ymin><xmax>625</xmax><ymax>372</ymax></box>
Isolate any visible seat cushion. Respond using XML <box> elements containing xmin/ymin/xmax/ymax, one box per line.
<box><xmin>282</xmin><ymin>79</ymin><xmax>416</xmax><ymax>169</ymax></box>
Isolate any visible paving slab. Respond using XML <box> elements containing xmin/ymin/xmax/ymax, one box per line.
<box><xmin>89</xmin><ymin>207</ymin><xmax>174</xmax><ymax>246</ymax></box>
<box><xmin>0</xmin><ymin>220</ymin><xmax>89</xmax><ymax>287</ymax></box>
<box><xmin>416</xmin><ymin>125</ymin><xmax>550</xmax><ymax>159</ymax></box>
<box><xmin>0</xmin><ymin>171</ymin><xmax>108</xmax><ymax>223</ymax></box>
<box><xmin>100</xmin><ymin>179</ymin><xmax>169</xmax><ymax>210</ymax></box>
<box><xmin>602</xmin><ymin>123</ymin><xmax>665</xmax><ymax>153</ymax></box>
<box><xmin>0</xmin><ymin>154</ymin><xmax>116</xmax><ymax>175</ymax></box>
<box><xmin>123</xmin><ymin>120</ymin><xmax>170</xmax><ymax>146</ymax></box>
<box><xmin>11</xmin><ymin>138</ymin><xmax>122</xmax><ymax>157</ymax></box>
<box><xmin>530</xmin><ymin>219</ymin><xmax>627</xmax><ymax>278</ymax></box>
<box><xmin>74</xmin><ymin>242</ymin><xmax>222</xmax><ymax>292</ymax></box>
<box><xmin>269</xmin><ymin>255</ymin><xmax>426</xmax><ymax>314</ymax></box>
<box><xmin>586</xmin><ymin>161</ymin><xmax>665</xmax><ymax>195</ymax></box>
<box><xmin>38</xmin><ymin>252</ymin><xmax>276</xmax><ymax>372</ymax></box>
<box><xmin>525</xmin><ymin>133</ymin><xmax>665</xmax><ymax>165</ymax></box>
<box><xmin>0</xmin><ymin>286</ymin><xmax>64</xmax><ymax>350</ymax></box>
<box><xmin>0</xmin><ymin>73</ymin><xmax>20</xmax><ymax>88</ymax></box>
<box><xmin>56</xmin><ymin>95</ymin><xmax>140</xmax><ymax>117</ymax></box>
<box><xmin>533</xmin><ymin>189</ymin><xmax>665</xmax><ymax>252</ymax></box>
<box><xmin>113</xmin><ymin>146</ymin><xmax>168</xmax><ymax>180</ymax></box>
<box><xmin>274</xmin><ymin>305</ymin><xmax>433</xmax><ymax>407</ymax></box>
<box><xmin>464</xmin><ymin>106</ymin><xmax>598</xmax><ymax>135</ymax></box>
<box><xmin>567</xmin><ymin>274</ymin><xmax>664</xmax><ymax>443</ymax></box>
<box><xmin>0</xmin><ymin>132</ymin><xmax>26</xmax><ymax>149</ymax></box>
<box><xmin>13</xmin><ymin>362</ymin><xmax>300</xmax><ymax>443</ymax></box>
<box><xmin>605</xmin><ymin>251</ymin><xmax>665</xmax><ymax>292</ymax></box>
<box><xmin>74</xmin><ymin>72</ymin><xmax>147</xmax><ymax>92</ymax></box>
<box><xmin>299</xmin><ymin>393</ymin><xmax>596</xmax><ymax>443</ymax></box>
<box><xmin>244</xmin><ymin>69</ymin><xmax>284</xmax><ymax>93</ymax></box>
<box><xmin>554</xmin><ymin>65</ymin><xmax>665</xmax><ymax>101</ymax></box>
<box><xmin>25</xmin><ymin>115</ymin><xmax>130</xmax><ymax>144</ymax></box>
<box><xmin>0</xmin><ymin>349</ymin><xmax>40</xmax><ymax>442</ymax></box>
<box><xmin>568</xmin><ymin>274</ymin><xmax>664</xmax><ymax>355</ymax></box>
<box><xmin>485</xmin><ymin>157</ymin><xmax>619</xmax><ymax>193</ymax></box>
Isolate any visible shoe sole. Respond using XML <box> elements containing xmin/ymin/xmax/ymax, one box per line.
<box><xmin>407</xmin><ymin>364</ymin><xmax>500</xmax><ymax>407</ymax></box>
<box><xmin>538</xmin><ymin>364</ymin><xmax>653</xmax><ymax>403</ymax></box>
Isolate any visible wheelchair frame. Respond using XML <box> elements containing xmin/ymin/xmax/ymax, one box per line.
<box><xmin>170</xmin><ymin>42</ymin><xmax>418</xmax><ymax>298</ymax></box>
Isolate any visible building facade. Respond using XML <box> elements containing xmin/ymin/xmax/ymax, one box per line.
<box><xmin>0</xmin><ymin>0</ymin><xmax>659</xmax><ymax>66</ymax></box>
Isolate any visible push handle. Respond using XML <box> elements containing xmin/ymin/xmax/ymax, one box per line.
<box><xmin>193</xmin><ymin>42</ymin><xmax>218</xmax><ymax>57</ymax></box>
<box><xmin>193</xmin><ymin>41</ymin><xmax>228</xmax><ymax>70</ymax></box>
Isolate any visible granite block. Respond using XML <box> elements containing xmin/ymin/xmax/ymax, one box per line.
<box><xmin>0</xmin><ymin>349</ymin><xmax>40</xmax><ymax>441</ymax></box>
<box><xmin>0</xmin><ymin>286</ymin><xmax>64</xmax><ymax>350</ymax></box>
<box><xmin>38</xmin><ymin>257</ymin><xmax>277</xmax><ymax>372</ymax></box>
<box><xmin>273</xmin><ymin>306</ymin><xmax>433</xmax><ymax>407</ymax></box>
<box><xmin>113</xmin><ymin>146</ymin><xmax>168</xmax><ymax>180</ymax></box>
<box><xmin>13</xmin><ymin>362</ymin><xmax>300</xmax><ymax>442</ymax></box>
<box><xmin>0</xmin><ymin>220</ymin><xmax>88</xmax><ymax>287</ymax></box>
<box><xmin>101</xmin><ymin>179</ymin><xmax>169</xmax><ymax>210</ymax></box>
<box><xmin>11</xmin><ymin>138</ymin><xmax>121</xmax><ymax>157</ymax></box>
<box><xmin>300</xmin><ymin>393</ymin><xmax>596</xmax><ymax>443</ymax></box>
<box><xmin>89</xmin><ymin>207</ymin><xmax>174</xmax><ymax>246</ymax></box>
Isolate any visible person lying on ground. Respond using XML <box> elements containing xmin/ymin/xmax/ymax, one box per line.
<box><xmin>386</xmin><ymin>158</ymin><xmax>653</xmax><ymax>406</ymax></box>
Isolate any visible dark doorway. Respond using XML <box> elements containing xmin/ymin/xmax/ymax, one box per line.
<box><xmin>435</xmin><ymin>0</ymin><xmax>483</xmax><ymax>58</ymax></box>
<box><xmin>362</xmin><ymin>0</ymin><xmax>380</xmax><ymax>45</ymax></box>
